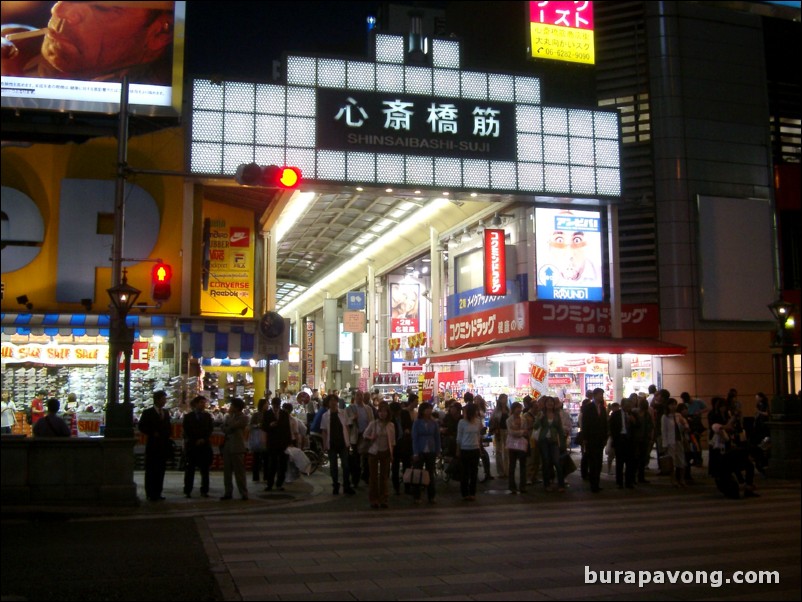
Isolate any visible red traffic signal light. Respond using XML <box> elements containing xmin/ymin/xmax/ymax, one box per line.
<box><xmin>264</xmin><ymin>165</ymin><xmax>302</xmax><ymax>189</ymax></box>
<box><xmin>234</xmin><ymin>163</ymin><xmax>302</xmax><ymax>189</ymax></box>
<box><xmin>151</xmin><ymin>262</ymin><xmax>172</xmax><ymax>302</ymax></box>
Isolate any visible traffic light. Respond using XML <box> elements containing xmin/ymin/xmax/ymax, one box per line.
<box><xmin>151</xmin><ymin>262</ymin><xmax>172</xmax><ymax>302</ymax></box>
<box><xmin>234</xmin><ymin>163</ymin><xmax>302</xmax><ymax>189</ymax></box>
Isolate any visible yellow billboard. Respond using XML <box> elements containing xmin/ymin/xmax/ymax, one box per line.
<box><xmin>529</xmin><ymin>1</ymin><xmax>595</xmax><ymax>65</ymax></box>
<box><xmin>200</xmin><ymin>200</ymin><xmax>256</xmax><ymax>318</ymax></box>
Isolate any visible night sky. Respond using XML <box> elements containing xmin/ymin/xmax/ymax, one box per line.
<box><xmin>183</xmin><ymin>2</ymin><xmax>382</xmax><ymax>79</ymax></box>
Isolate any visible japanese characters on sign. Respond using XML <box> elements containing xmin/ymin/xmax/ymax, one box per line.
<box><xmin>535</xmin><ymin>208</ymin><xmax>603</xmax><ymax>302</ymax></box>
<box><xmin>530</xmin><ymin>301</ymin><xmax>659</xmax><ymax>338</ymax></box>
<box><xmin>484</xmin><ymin>229</ymin><xmax>508</xmax><ymax>296</ymax></box>
<box><xmin>305</xmin><ymin>321</ymin><xmax>315</xmax><ymax>388</ymax></box>
<box><xmin>342</xmin><ymin>310</ymin><xmax>366</xmax><ymax>333</ymax></box>
<box><xmin>446</xmin><ymin>303</ymin><xmax>528</xmax><ymax>347</ymax></box>
<box><xmin>450</xmin><ymin>275</ymin><xmax>529</xmax><ymax>319</ymax></box>
<box><xmin>529</xmin><ymin>1</ymin><xmax>595</xmax><ymax>65</ymax></box>
<box><xmin>318</xmin><ymin>89</ymin><xmax>516</xmax><ymax>161</ymax></box>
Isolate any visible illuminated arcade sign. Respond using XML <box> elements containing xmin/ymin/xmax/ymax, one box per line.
<box><xmin>318</xmin><ymin>89</ymin><xmax>516</xmax><ymax>161</ymax></box>
<box><xmin>189</xmin><ymin>32</ymin><xmax>621</xmax><ymax>199</ymax></box>
<box><xmin>535</xmin><ymin>207</ymin><xmax>603</xmax><ymax>301</ymax></box>
<box><xmin>529</xmin><ymin>1</ymin><xmax>595</xmax><ymax>65</ymax></box>
<box><xmin>484</xmin><ymin>229</ymin><xmax>508</xmax><ymax>296</ymax></box>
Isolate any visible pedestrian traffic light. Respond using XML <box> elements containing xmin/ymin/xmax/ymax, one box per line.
<box><xmin>234</xmin><ymin>163</ymin><xmax>302</xmax><ymax>189</ymax></box>
<box><xmin>151</xmin><ymin>262</ymin><xmax>172</xmax><ymax>302</ymax></box>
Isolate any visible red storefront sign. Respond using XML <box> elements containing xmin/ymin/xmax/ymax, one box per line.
<box><xmin>446</xmin><ymin>302</ymin><xmax>528</xmax><ymax>347</ymax></box>
<box><xmin>422</xmin><ymin>371</ymin><xmax>435</xmax><ymax>402</ymax></box>
<box><xmin>118</xmin><ymin>342</ymin><xmax>150</xmax><ymax>370</ymax></box>
<box><xmin>437</xmin><ymin>371</ymin><xmax>465</xmax><ymax>394</ymax></box>
<box><xmin>529</xmin><ymin>302</ymin><xmax>659</xmax><ymax>339</ymax></box>
<box><xmin>484</xmin><ymin>228</ymin><xmax>507</xmax><ymax>296</ymax></box>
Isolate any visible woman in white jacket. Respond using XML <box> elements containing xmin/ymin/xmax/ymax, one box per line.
<box><xmin>660</xmin><ymin>397</ymin><xmax>688</xmax><ymax>487</ymax></box>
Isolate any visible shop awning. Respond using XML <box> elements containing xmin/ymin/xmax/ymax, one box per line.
<box><xmin>0</xmin><ymin>312</ymin><xmax>172</xmax><ymax>338</ymax></box>
<box><xmin>179</xmin><ymin>318</ymin><xmax>259</xmax><ymax>360</ymax></box>
<box><xmin>419</xmin><ymin>337</ymin><xmax>687</xmax><ymax>364</ymax></box>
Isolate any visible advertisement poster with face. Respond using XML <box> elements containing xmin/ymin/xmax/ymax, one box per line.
<box><xmin>535</xmin><ymin>208</ymin><xmax>603</xmax><ymax>301</ymax></box>
<box><xmin>1</xmin><ymin>1</ymin><xmax>183</xmax><ymax>116</ymax></box>
<box><xmin>389</xmin><ymin>281</ymin><xmax>420</xmax><ymax>334</ymax></box>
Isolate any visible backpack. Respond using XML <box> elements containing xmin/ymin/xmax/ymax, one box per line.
<box><xmin>25</xmin><ymin>406</ymin><xmax>33</xmax><ymax>425</ymax></box>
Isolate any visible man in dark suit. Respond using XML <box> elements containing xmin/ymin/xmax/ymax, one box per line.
<box><xmin>182</xmin><ymin>395</ymin><xmax>214</xmax><ymax>498</ymax></box>
<box><xmin>610</xmin><ymin>397</ymin><xmax>637</xmax><ymax>489</ymax></box>
<box><xmin>138</xmin><ymin>390</ymin><xmax>173</xmax><ymax>501</ymax></box>
<box><xmin>581</xmin><ymin>387</ymin><xmax>608</xmax><ymax>492</ymax></box>
<box><xmin>263</xmin><ymin>397</ymin><xmax>291</xmax><ymax>491</ymax></box>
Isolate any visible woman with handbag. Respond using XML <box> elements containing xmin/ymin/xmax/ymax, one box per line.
<box><xmin>411</xmin><ymin>402</ymin><xmax>441</xmax><ymax>504</ymax></box>
<box><xmin>363</xmin><ymin>401</ymin><xmax>395</xmax><ymax>509</ymax></box>
<box><xmin>534</xmin><ymin>396</ymin><xmax>567</xmax><ymax>492</ymax></box>
<box><xmin>505</xmin><ymin>401</ymin><xmax>529</xmax><ymax>494</ymax></box>
<box><xmin>249</xmin><ymin>398</ymin><xmax>268</xmax><ymax>483</ymax></box>
<box><xmin>456</xmin><ymin>402</ymin><xmax>483</xmax><ymax>501</ymax></box>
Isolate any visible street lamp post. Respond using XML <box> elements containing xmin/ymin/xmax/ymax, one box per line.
<box><xmin>767</xmin><ymin>299</ymin><xmax>797</xmax><ymax>398</ymax></box>
<box><xmin>105</xmin><ymin>270</ymin><xmax>140</xmax><ymax>438</ymax></box>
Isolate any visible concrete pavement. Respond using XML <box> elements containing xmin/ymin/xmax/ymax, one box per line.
<box><xmin>2</xmin><ymin>454</ymin><xmax>800</xmax><ymax>601</ymax></box>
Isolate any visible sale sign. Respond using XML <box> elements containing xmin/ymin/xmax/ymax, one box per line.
<box><xmin>437</xmin><ymin>371</ymin><xmax>465</xmax><ymax>396</ymax></box>
<box><xmin>422</xmin><ymin>371</ymin><xmax>435</xmax><ymax>402</ymax></box>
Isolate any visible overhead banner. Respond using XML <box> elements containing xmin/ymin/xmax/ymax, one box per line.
<box><xmin>200</xmin><ymin>201</ymin><xmax>255</xmax><ymax>318</ymax></box>
<box><xmin>529</xmin><ymin>1</ymin><xmax>595</xmax><ymax>65</ymax></box>
<box><xmin>535</xmin><ymin>208</ymin><xmax>603</xmax><ymax>302</ymax></box>
<box><xmin>2</xmin><ymin>343</ymin><xmax>108</xmax><ymax>365</ymax></box>
<box><xmin>483</xmin><ymin>229</ymin><xmax>507</xmax><ymax>296</ymax></box>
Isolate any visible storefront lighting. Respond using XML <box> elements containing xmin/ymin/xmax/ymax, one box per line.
<box><xmin>460</xmin><ymin>227</ymin><xmax>471</xmax><ymax>243</ymax></box>
<box><xmin>470</xmin><ymin>192</ymin><xmax>478</xmax><ymax>198</ymax></box>
<box><xmin>356</xmin><ymin>186</ymin><xmax>364</xmax><ymax>191</ymax></box>
<box><xmin>442</xmin><ymin>191</ymin><xmax>450</xmax><ymax>196</ymax></box>
<box><xmin>385</xmin><ymin>188</ymin><xmax>393</xmax><ymax>193</ymax></box>
<box><xmin>276</xmin><ymin>191</ymin><xmax>315</xmax><ymax>244</ymax></box>
<box><xmin>278</xmin><ymin>198</ymin><xmax>452</xmax><ymax>315</ymax></box>
<box><xmin>152</xmin><ymin>335</ymin><xmax>163</xmax><ymax>344</ymax></box>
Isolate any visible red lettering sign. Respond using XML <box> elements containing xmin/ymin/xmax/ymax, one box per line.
<box><xmin>530</xmin><ymin>1</ymin><xmax>594</xmax><ymax>30</ymax></box>
<box><xmin>437</xmin><ymin>371</ymin><xmax>465</xmax><ymax>395</ymax></box>
<box><xmin>446</xmin><ymin>303</ymin><xmax>528</xmax><ymax>347</ymax></box>
<box><xmin>484</xmin><ymin>229</ymin><xmax>507</xmax><ymax>296</ymax></box>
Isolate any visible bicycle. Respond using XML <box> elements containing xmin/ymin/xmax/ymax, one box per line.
<box><xmin>303</xmin><ymin>432</ymin><xmax>328</xmax><ymax>475</ymax></box>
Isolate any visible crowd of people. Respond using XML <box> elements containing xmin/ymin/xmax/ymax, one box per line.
<box><xmin>8</xmin><ymin>383</ymin><xmax>776</xmax><ymax>505</ymax></box>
